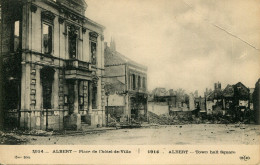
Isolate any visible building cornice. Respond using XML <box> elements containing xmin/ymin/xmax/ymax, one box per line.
<box><xmin>29</xmin><ymin>1</ymin><xmax>105</xmax><ymax>32</ymax></box>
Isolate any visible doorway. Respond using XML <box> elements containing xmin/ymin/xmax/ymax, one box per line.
<box><xmin>67</xmin><ymin>80</ymin><xmax>75</xmax><ymax>115</ymax></box>
<box><xmin>40</xmin><ymin>67</ymin><xmax>55</xmax><ymax>130</ymax></box>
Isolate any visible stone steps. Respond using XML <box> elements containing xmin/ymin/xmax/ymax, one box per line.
<box><xmin>81</xmin><ymin>123</ymin><xmax>96</xmax><ymax>131</ymax></box>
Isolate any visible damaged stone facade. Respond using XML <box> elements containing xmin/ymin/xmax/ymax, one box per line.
<box><xmin>104</xmin><ymin>40</ymin><xmax>148</xmax><ymax>123</ymax></box>
<box><xmin>148</xmin><ymin>88</ymin><xmax>190</xmax><ymax>115</ymax></box>
<box><xmin>1</xmin><ymin>0</ymin><xmax>106</xmax><ymax>130</ymax></box>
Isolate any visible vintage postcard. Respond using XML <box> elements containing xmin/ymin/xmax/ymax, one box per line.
<box><xmin>0</xmin><ymin>0</ymin><xmax>259</xmax><ymax>164</ymax></box>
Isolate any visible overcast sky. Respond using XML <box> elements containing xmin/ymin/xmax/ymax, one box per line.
<box><xmin>86</xmin><ymin>0</ymin><xmax>260</xmax><ymax>95</ymax></box>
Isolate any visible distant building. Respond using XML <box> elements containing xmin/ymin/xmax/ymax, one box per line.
<box><xmin>151</xmin><ymin>88</ymin><xmax>168</xmax><ymax>102</ymax></box>
<box><xmin>223</xmin><ymin>84</ymin><xmax>235</xmax><ymax>110</ymax></box>
<box><xmin>223</xmin><ymin>82</ymin><xmax>249</xmax><ymax>108</ymax></box>
<box><xmin>206</xmin><ymin>82</ymin><xmax>223</xmax><ymax>114</ymax></box>
<box><xmin>249</xmin><ymin>88</ymin><xmax>254</xmax><ymax>110</ymax></box>
<box><xmin>194</xmin><ymin>96</ymin><xmax>206</xmax><ymax>112</ymax></box>
<box><xmin>233</xmin><ymin>82</ymin><xmax>250</xmax><ymax>109</ymax></box>
<box><xmin>104</xmin><ymin>40</ymin><xmax>148</xmax><ymax>122</ymax></box>
<box><xmin>148</xmin><ymin>88</ymin><xmax>176</xmax><ymax>115</ymax></box>
<box><xmin>148</xmin><ymin>88</ymin><xmax>191</xmax><ymax>115</ymax></box>
<box><xmin>151</xmin><ymin>88</ymin><xmax>178</xmax><ymax>106</ymax></box>
<box><xmin>189</xmin><ymin>93</ymin><xmax>195</xmax><ymax>110</ymax></box>
<box><xmin>221</xmin><ymin>82</ymin><xmax>250</xmax><ymax>120</ymax></box>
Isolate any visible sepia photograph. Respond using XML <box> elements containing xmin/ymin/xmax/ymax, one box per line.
<box><xmin>0</xmin><ymin>0</ymin><xmax>259</xmax><ymax>164</ymax></box>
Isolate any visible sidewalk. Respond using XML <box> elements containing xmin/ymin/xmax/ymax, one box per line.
<box><xmin>141</xmin><ymin>123</ymin><xmax>158</xmax><ymax>128</ymax></box>
<box><xmin>55</xmin><ymin>127</ymin><xmax>117</xmax><ymax>136</ymax></box>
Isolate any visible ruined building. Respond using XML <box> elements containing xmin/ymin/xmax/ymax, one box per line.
<box><xmin>253</xmin><ymin>79</ymin><xmax>260</xmax><ymax>124</ymax></box>
<box><xmin>104</xmin><ymin>40</ymin><xmax>148</xmax><ymax>123</ymax></box>
<box><xmin>205</xmin><ymin>82</ymin><xmax>223</xmax><ymax>114</ymax></box>
<box><xmin>223</xmin><ymin>82</ymin><xmax>250</xmax><ymax>111</ymax></box>
<box><xmin>1</xmin><ymin>0</ymin><xmax>106</xmax><ymax>130</ymax></box>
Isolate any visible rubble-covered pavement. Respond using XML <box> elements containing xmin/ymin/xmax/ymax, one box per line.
<box><xmin>0</xmin><ymin>124</ymin><xmax>259</xmax><ymax>145</ymax></box>
<box><xmin>147</xmin><ymin>111</ymin><xmax>255</xmax><ymax>125</ymax></box>
<box><xmin>1</xmin><ymin>112</ymin><xmax>259</xmax><ymax>145</ymax></box>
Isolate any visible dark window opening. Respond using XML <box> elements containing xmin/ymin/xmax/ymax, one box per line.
<box><xmin>68</xmin><ymin>26</ymin><xmax>78</xmax><ymax>59</ymax></box>
<box><xmin>42</xmin><ymin>81</ymin><xmax>52</xmax><ymax>109</ymax></box>
<box><xmin>132</xmin><ymin>74</ymin><xmax>136</xmax><ymax>90</ymax></box>
<box><xmin>4</xmin><ymin>81</ymin><xmax>19</xmax><ymax>110</ymax></box>
<box><xmin>13</xmin><ymin>21</ymin><xmax>20</xmax><ymax>51</ymax></box>
<box><xmin>91</xmin><ymin>42</ymin><xmax>97</xmax><ymax>65</ymax></box>
<box><xmin>40</xmin><ymin>67</ymin><xmax>55</xmax><ymax>109</ymax></box>
<box><xmin>129</xmin><ymin>75</ymin><xmax>132</xmax><ymax>90</ymax></box>
<box><xmin>138</xmin><ymin>76</ymin><xmax>141</xmax><ymax>89</ymax></box>
<box><xmin>143</xmin><ymin>77</ymin><xmax>146</xmax><ymax>90</ymax></box>
<box><xmin>43</xmin><ymin>24</ymin><xmax>52</xmax><ymax>54</ymax></box>
<box><xmin>128</xmin><ymin>75</ymin><xmax>130</xmax><ymax>90</ymax></box>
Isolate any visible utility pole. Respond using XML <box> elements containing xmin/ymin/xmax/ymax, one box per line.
<box><xmin>104</xmin><ymin>83</ymin><xmax>111</xmax><ymax>127</ymax></box>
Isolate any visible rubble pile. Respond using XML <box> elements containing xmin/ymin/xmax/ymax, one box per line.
<box><xmin>148</xmin><ymin>111</ymin><xmax>196</xmax><ymax>125</ymax></box>
<box><xmin>0</xmin><ymin>131</ymin><xmax>27</xmax><ymax>144</ymax></box>
<box><xmin>147</xmin><ymin>111</ymin><xmax>185</xmax><ymax>125</ymax></box>
<box><xmin>147</xmin><ymin>111</ymin><xmax>168</xmax><ymax>125</ymax></box>
<box><xmin>24</xmin><ymin>130</ymin><xmax>53</xmax><ymax>136</ymax></box>
<box><xmin>107</xmin><ymin>122</ymin><xmax>118</xmax><ymax>127</ymax></box>
<box><xmin>147</xmin><ymin>111</ymin><xmax>252</xmax><ymax>125</ymax></box>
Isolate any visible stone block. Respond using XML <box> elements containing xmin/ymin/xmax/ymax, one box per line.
<box><xmin>120</xmin><ymin>117</ymin><xmax>127</xmax><ymax>122</ymax></box>
<box><xmin>64</xmin><ymin>113</ymin><xmax>81</xmax><ymax>130</ymax></box>
<box><xmin>31</xmin><ymin>116</ymin><xmax>36</xmax><ymax>129</ymax></box>
<box><xmin>81</xmin><ymin>114</ymin><xmax>91</xmax><ymax>125</ymax></box>
<box><xmin>36</xmin><ymin>116</ymin><xmax>41</xmax><ymax>127</ymax></box>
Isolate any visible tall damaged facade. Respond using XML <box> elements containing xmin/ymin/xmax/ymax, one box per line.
<box><xmin>253</xmin><ymin>79</ymin><xmax>260</xmax><ymax>124</ymax></box>
<box><xmin>104</xmin><ymin>40</ymin><xmax>148</xmax><ymax>123</ymax></box>
<box><xmin>1</xmin><ymin>0</ymin><xmax>106</xmax><ymax>130</ymax></box>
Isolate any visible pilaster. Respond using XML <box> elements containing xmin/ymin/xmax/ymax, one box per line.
<box><xmin>83</xmin><ymin>81</ymin><xmax>89</xmax><ymax>113</ymax></box>
<box><xmin>58</xmin><ymin>70</ymin><xmax>64</xmax><ymax>110</ymax></box>
<box><xmin>97</xmin><ymin>78</ymin><xmax>102</xmax><ymax>110</ymax></box>
<box><xmin>73</xmin><ymin>80</ymin><xmax>79</xmax><ymax>114</ymax></box>
<box><xmin>88</xmin><ymin>81</ymin><xmax>93</xmax><ymax>113</ymax></box>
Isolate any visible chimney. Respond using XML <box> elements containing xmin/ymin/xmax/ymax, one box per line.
<box><xmin>218</xmin><ymin>83</ymin><xmax>221</xmax><ymax>90</ymax></box>
<box><xmin>214</xmin><ymin>83</ymin><xmax>217</xmax><ymax>90</ymax></box>
<box><xmin>110</xmin><ymin>37</ymin><xmax>116</xmax><ymax>52</ymax></box>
